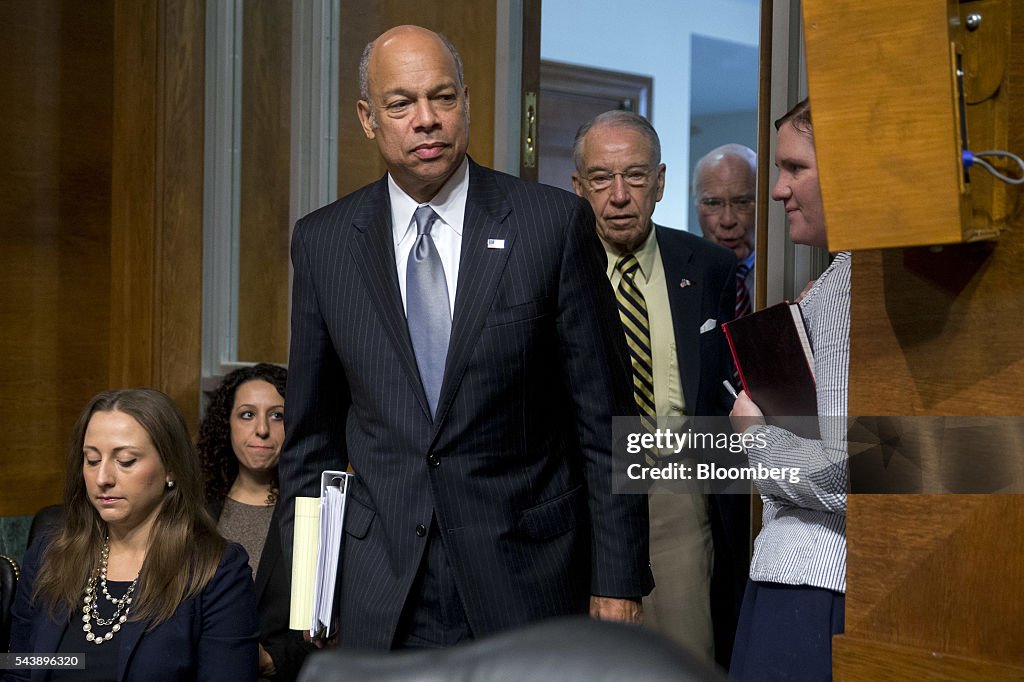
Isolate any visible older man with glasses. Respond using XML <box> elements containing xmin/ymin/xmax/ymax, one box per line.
<box><xmin>572</xmin><ymin>110</ymin><xmax>749</xmax><ymax>670</ymax></box>
<box><xmin>693</xmin><ymin>144</ymin><xmax>757</xmax><ymax>318</ymax></box>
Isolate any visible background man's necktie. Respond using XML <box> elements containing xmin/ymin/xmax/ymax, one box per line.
<box><xmin>735</xmin><ymin>262</ymin><xmax>752</xmax><ymax>319</ymax></box>
<box><xmin>406</xmin><ymin>205</ymin><xmax>451</xmax><ymax>418</ymax></box>
<box><xmin>615</xmin><ymin>254</ymin><xmax>656</xmax><ymax>433</ymax></box>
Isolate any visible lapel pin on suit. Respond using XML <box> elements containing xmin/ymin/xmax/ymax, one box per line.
<box><xmin>487</xmin><ymin>238</ymin><xmax>505</xmax><ymax>249</ymax></box>
<box><xmin>679</xmin><ymin>278</ymin><xmax>692</xmax><ymax>289</ymax></box>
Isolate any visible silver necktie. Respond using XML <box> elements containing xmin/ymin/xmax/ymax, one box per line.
<box><xmin>406</xmin><ymin>205</ymin><xmax>451</xmax><ymax>418</ymax></box>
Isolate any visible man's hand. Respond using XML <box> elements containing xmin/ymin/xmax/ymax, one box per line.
<box><xmin>589</xmin><ymin>595</ymin><xmax>643</xmax><ymax>624</ymax></box>
<box><xmin>258</xmin><ymin>644</ymin><xmax>276</xmax><ymax>677</ymax></box>
<box><xmin>729</xmin><ymin>390</ymin><xmax>766</xmax><ymax>434</ymax></box>
<box><xmin>303</xmin><ymin>630</ymin><xmax>338</xmax><ymax>649</ymax></box>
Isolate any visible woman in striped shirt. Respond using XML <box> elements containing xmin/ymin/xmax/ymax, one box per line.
<box><xmin>729</xmin><ymin>98</ymin><xmax>850</xmax><ymax>680</ymax></box>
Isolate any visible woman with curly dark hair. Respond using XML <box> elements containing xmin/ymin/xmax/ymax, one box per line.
<box><xmin>198</xmin><ymin>364</ymin><xmax>312</xmax><ymax>681</ymax></box>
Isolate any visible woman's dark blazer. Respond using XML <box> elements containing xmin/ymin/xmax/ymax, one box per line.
<box><xmin>209</xmin><ymin>500</ymin><xmax>313</xmax><ymax>681</ymax></box>
<box><xmin>5</xmin><ymin>536</ymin><xmax>258</xmax><ymax>681</ymax></box>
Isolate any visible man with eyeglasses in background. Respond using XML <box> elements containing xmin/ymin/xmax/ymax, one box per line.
<box><xmin>693</xmin><ymin>144</ymin><xmax>757</xmax><ymax>318</ymax></box>
<box><xmin>572</xmin><ymin>111</ymin><xmax>748</xmax><ymax>670</ymax></box>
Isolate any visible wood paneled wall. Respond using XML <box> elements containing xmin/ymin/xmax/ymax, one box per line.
<box><xmin>337</xmin><ymin>2</ymin><xmax>497</xmax><ymax>197</ymax></box>
<box><xmin>232</xmin><ymin>3</ymin><xmax>502</xmax><ymax>365</ymax></box>
<box><xmin>237</xmin><ymin>0</ymin><xmax>292</xmax><ymax>365</ymax></box>
<box><xmin>0</xmin><ymin>0</ymin><xmax>114</xmax><ymax>516</ymax></box>
<box><xmin>1</xmin><ymin>2</ymin><xmax>507</xmax><ymax>517</ymax></box>
<box><xmin>110</xmin><ymin>0</ymin><xmax>205</xmax><ymax>428</ymax></box>
<box><xmin>0</xmin><ymin>0</ymin><xmax>205</xmax><ymax>516</ymax></box>
<box><xmin>838</xmin><ymin>209</ymin><xmax>1024</xmax><ymax>674</ymax></box>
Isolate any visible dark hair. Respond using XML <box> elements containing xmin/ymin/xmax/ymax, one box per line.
<box><xmin>573</xmin><ymin>110</ymin><xmax>662</xmax><ymax>172</ymax></box>
<box><xmin>198</xmin><ymin>363</ymin><xmax>287</xmax><ymax>506</ymax></box>
<box><xmin>33</xmin><ymin>389</ymin><xmax>225</xmax><ymax>625</ymax></box>
<box><xmin>774</xmin><ymin>97</ymin><xmax>812</xmax><ymax>136</ymax></box>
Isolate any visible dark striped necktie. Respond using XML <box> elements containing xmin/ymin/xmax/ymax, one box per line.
<box><xmin>735</xmin><ymin>262</ymin><xmax>752</xmax><ymax>319</ymax></box>
<box><xmin>615</xmin><ymin>255</ymin><xmax>656</xmax><ymax>433</ymax></box>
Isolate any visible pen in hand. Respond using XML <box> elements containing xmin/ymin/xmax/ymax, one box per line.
<box><xmin>723</xmin><ymin>379</ymin><xmax>738</xmax><ymax>399</ymax></box>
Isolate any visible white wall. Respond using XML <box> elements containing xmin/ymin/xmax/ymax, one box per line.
<box><xmin>541</xmin><ymin>0</ymin><xmax>759</xmax><ymax>230</ymax></box>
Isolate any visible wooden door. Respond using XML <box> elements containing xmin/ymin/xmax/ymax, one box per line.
<box><xmin>537</xmin><ymin>61</ymin><xmax>654</xmax><ymax>192</ymax></box>
<box><xmin>797</xmin><ymin>0</ymin><xmax>1024</xmax><ymax>676</ymax></box>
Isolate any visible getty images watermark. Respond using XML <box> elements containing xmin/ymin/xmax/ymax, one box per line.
<box><xmin>622</xmin><ymin>427</ymin><xmax>801</xmax><ymax>485</ymax></box>
<box><xmin>612</xmin><ymin>415</ymin><xmax>1024</xmax><ymax>495</ymax></box>
<box><xmin>611</xmin><ymin>415</ymin><xmax>818</xmax><ymax>494</ymax></box>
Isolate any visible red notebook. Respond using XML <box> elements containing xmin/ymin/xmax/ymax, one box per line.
<box><xmin>723</xmin><ymin>301</ymin><xmax>819</xmax><ymax>436</ymax></box>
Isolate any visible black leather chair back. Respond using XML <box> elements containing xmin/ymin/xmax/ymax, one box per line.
<box><xmin>0</xmin><ymin>554</ymin><xmax>19</xmax><ymax>653</ymax></box>
<box><xmin>28</xmin><ymin>505</ymin><xmax>64</xmax><ymax>550</ymax></box>
<box><xmin>298</xmin><ymin>615</ymin><xmax>726</xmax><ymax>682</ymax></box>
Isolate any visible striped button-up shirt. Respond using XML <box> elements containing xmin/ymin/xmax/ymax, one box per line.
<box><xmin>745</xmin><ymin>251</ymin><xmax>850</xmax><ymax>594</ymax></box>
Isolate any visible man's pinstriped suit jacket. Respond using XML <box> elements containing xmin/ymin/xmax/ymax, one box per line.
<box><xmin>279</xmin><ymin>159</ymin><xmax>654</xmax><ymax>650</ymax></box>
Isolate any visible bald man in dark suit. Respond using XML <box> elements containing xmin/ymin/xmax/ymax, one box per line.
<box><xmin>278</xmin><ymin>25</ymin><xmax>653</xmax><ymax>651</ymax></box>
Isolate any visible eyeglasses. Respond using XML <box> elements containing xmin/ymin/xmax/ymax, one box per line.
<box><xmin>583</xmin><ymin>168</ymin><xmax>654</xmax><ymax>192</ymax></box>
<box><xmin>698</xmin><ymin>196</ymin><xmax>755</xmax><ymax>214</ymax></box>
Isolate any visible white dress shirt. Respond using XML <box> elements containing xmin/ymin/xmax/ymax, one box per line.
<box><xmin>390</xmin><ymin>157</ymin><xmax>468</xmax><ymax>317</ymax></box>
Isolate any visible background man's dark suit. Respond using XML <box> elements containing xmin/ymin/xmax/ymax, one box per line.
<box><xmin>656</xmin><ymin>224</ymin><xmax>736</xmax><ymax>416</ymax></box>
<box><xmin>656</xmin><ymin>224</ymin><xmax>750</xmax><ymax>666</ymax></box>
<box><xmin>279</xmin><ymin>159</ymin><xmax>653</xmax><ymax>650</ymax></box>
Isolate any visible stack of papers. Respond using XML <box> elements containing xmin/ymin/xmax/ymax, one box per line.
<box><xmin>289</xmin><ymin>470</ymin><xmax>351</xmax><ymax>637</ymax></box>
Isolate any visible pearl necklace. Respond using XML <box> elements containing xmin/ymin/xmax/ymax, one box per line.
<box><xmin>81</xmin><ymin>538</ymin><xmax>139</xmax><ymax>645</ymax></box>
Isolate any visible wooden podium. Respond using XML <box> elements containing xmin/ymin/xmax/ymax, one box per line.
<box><xmin>800</xmin><ymin>0</ymin><xmax>1024</xmax><ymax>677</ymax></box>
